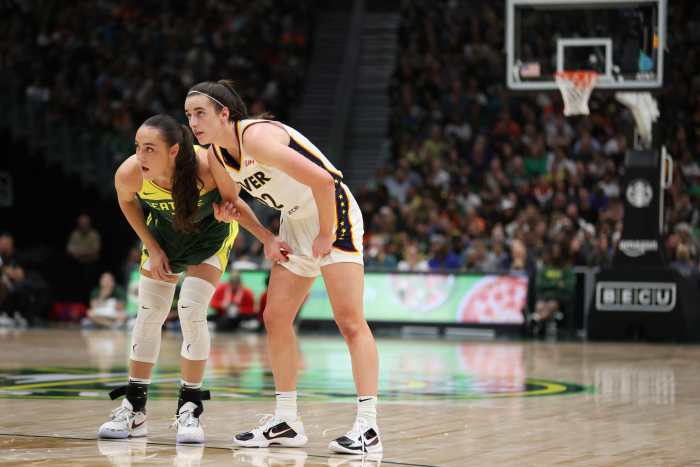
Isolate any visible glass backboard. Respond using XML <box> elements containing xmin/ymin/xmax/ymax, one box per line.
<box><xmin>506</xmin><ymin>0</ymin><xmax>666</xmax><ymax>90</ymax></box>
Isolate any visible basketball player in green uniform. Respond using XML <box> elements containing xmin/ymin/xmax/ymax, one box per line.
<box><xmin>98</xmin><ymin>114</ymin><xmax>287</xmax><ymax>444</ymax></box>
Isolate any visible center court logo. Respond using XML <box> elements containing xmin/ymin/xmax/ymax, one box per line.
<box><xmin>0</xmin><ymin>368</ymin><xmax>589</xmax><ymax>400</ymax></box>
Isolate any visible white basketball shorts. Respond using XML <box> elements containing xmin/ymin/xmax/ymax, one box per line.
<box><xmin>279</xmin><ymin>182</ymin><xmax>364</xmax><ymax>277</ymax></box>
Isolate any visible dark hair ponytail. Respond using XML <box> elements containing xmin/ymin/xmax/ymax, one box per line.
<box><xmin>187</xmin><ymin>80</ymin><xmax>248</xmax><ymax>122</ymax></box>
<box><xmin>141</xmin><ymin>114</ymin><xmax>199</xmax><ymax>233</ymax></box>
<box><xmin>172</xmin><ymin>125</ymin><xmax>199</xmax><ymax>233</ymax></box>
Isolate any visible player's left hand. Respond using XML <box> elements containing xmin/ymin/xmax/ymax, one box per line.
<box><xmin>213</xmin><ymin>200</ymin><xmax>240</xmax><ymax>222</ymax></box>
<box><xmin>312</xmin><ymin>233</ymin><xmax>334</xmax><ymax>257</ymax></box>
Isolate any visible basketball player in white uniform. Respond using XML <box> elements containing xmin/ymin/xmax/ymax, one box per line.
<box><xmin>184</xmin><ymin>80</ymin><xmax>382</xmax><ymax>455</ymax></box>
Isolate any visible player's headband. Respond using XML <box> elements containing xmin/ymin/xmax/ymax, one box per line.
<box><xmin>187</xmin><ymin>90</ymin><xmax>225</xmax><ymax>109</ymax></box>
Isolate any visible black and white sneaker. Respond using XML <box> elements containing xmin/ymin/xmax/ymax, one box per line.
<box><xmin>328</xmin><ymin>421</ymin><xmax>382</xmax><ymax>454</ymax></box>
<box><xmin>233</xmin><ymin>415</ymin><xmax>308</xmax><ymax>448</ymax></box>
<box><xmin>172</xmin><ymin>402</ymin><xmax>205</xmax><ymax>444</ymax></box>
<box><xmin>98</xmin><ymin>399</ymin><xmax>148</xmax><ymax>439</ymax></box>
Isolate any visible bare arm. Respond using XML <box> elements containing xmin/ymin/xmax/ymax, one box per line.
<box><xmin>115</xmin><ymin>157</ymin><xmax>160</xmax><ymax>253</ymax></box>
<box><xmin>207</xmin><ymin>146</ymin><xmax>241</xmax><ymax>203</ymax></box>
<box><xmin>233</xmin><ymin>199</ymin><xmax>276</xmax><ymax>243</ymax></box>
<box><xmin>243</xmin><ymin>124</ymin><xmax>336</xmax><ymax>238</ymax></box>
<box><xmin>115</xmin><ymin>156</ymin><xmax>172</xmax><ymax>279</ymax></box>
<box><xmin>208</xmin><ymin>147</ymin><xmax>291</xmax><ymax>261</ymax></box>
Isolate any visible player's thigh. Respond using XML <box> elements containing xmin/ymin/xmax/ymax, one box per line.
<box><xmin>184</xmin><ymin>262</ymin><xmax>223</xmax><ymax>288</ymax></box>
<box><xmin>265</xmin><ymin>264</ymin><xmax>315</xmax><ymax>324</ymax></box>
<box><xmin>321</xmin><ymin>262</ymin><xmax>364</xmax><ymax>322</ymax></box>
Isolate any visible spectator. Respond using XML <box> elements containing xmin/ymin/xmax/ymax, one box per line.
<box><xmin>210</xmin><ymin>271</ymin><xmax>257</xmax><ymax>331</ymax></box>
<box><xmin>464</xmin><ymin>239</ymin><xmax>489</xmax><ymax>271</ymax></box>
<box><xmin>82</xmin><ymin>272</ymin><xmax>127</xmax><ymax>329</ymax></box>
<box><xmin>588</xmin><ymin>234</ymin><xmax>613</xmax><ymax>268</ymax></box>
<box><xmin>366</xmin><ymin>237</ymin><xmax>399</xmax><ymax>270</ymax></box>
<box><xmin>482</xmin><ymin>230</ymin><xmax>508</xmax><ymax>271</ymax></box>
<box><xmin>0</xmin><ymin>233</ymin><xmax>49</xmax><ymax>326</ymax></box>
<box><xmin>545</xmin><ymin>114</ymin><xmax>575</xmax><ymax>149</ymax></box>
<box><xmin>531</xmin><ymin>243</ymin><xmax>576</xmax><ymax>334</ymax></box>
<box><xmin>384</xmin><ymin>167</ymin><xmax>413</xmax><ymax>204</ymax></box>
<box><xmin>501</xmin><ymin>239</ymin><xmax>536</xmax><ymax>278</ymax></box>
<box><xmin>0</xmin><ymin>263</ymin><xmax>29</xmax><ymax>327</ymax></box>
<box><xmin>0</xmin><ymin>232</ymin><xmax>16</xmax><ymax>266</ymax></box>
<box><xmin>670</xmin><ymin>243</ymin><xmax>697</xmax><ymax>278</ymax></box>
<box><xmin>397</xmin><ymin>242</ymin><xmax>429</xmax><ymax>271</ymax></box>
<box><xmin>121</xmin><ymin>246</ymin><xmax>141</xmax><ymax>287</ymax></box>
<box><xmin>428</xmin><ymin>237</ymin><xmax>461</xmax><ymax>271</ymax></box>
<box><xmin>66</xmin><ymin>214</ymin><xmax>101</xmax><ymax>265</ymax></box>
<box><xmin>66</xmin><ymin>213</ymin><xmax>102</xmax><ymax>301</ymax></box>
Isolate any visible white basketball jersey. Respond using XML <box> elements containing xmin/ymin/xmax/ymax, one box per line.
<box><xmin>212</xmin><ymin>119</ymin><xmax>344</xmax><ymax>219</ymax></box>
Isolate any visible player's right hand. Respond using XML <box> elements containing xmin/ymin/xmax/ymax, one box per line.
<box><xmin>148</xmin><ymin>246</ymin><xmax>173</xmax><ymax>281</ymax></box>
<box><xmin>264</xmin><ymin>237</ymin><xmax>293</xmax><ymax>263</ymax></box>
<box><xmin>213</xmin><ymin>201</ymin><xmax>240</xmax><ymax>222</ymax></box>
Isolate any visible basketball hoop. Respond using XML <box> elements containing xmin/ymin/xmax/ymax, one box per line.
<box><xmin>555</xmin><ymin>71</ymin><xmax>597</xmax><ymax>116</ymax></box>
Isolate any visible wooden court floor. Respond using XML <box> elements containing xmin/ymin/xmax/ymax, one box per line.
<box><xmin>0</xmin><ymin>328</ymin><xmax>699</xmax><ymax>466</ymax></box>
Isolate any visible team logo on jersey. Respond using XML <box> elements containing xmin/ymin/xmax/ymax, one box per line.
<box><xmin>0</xmin><ymin>367</ymin><xmax>588</xmax><ymax>400</ymax></box>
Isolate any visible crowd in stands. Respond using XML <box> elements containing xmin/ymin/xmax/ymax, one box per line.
<box><xmin>355</xmin><ymin>0</ymin><xmax>699</xmax><ymax>331</ymax></box>
<box><xmin>354</xmin><ymin>0</ymin><xmax>700</xmax><ymax>285</ymax></box>
<box><xmin>7</xmin><ymin>0</ymin><xmax>316</xmax><ymax>160</ymax></box>
<box><xmin>3</xmin><ymin>1</ymin><xmax>700</xmax><ymax>332</ymax></box>
<box><xmin>1</xmin><ymin>0</ymin><xmax>315</xmax><ymax>326</ymax></box>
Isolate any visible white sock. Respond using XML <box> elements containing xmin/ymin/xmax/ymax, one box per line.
<box><xmin>356</xmin><ymin>395</ymin><xmax>377</xmax><ymax>427</ymax></box>
<box><xmin>274</xmin><ymin>391</ymin><xmax>298</xmax><ymax>421</ymax></box>
<box><xmin>181</xmin><ymin>379</ymin><xmax>202</xmax><ymax>389</ymax></box>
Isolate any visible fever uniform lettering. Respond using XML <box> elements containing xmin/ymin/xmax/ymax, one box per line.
<box><xmin>212</xmin><ymin>119</ymin><xmax>344</xmax><ymax>217</ymax></box>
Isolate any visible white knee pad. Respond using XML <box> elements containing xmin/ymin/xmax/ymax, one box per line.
<box><xmin>178</xmin><ymin>276</ymin><xmax>215</xmax><ymax>361</ymax></box>
<box><xmin>130</xmin><ymin>276</ymin><xmax>177</xmax><ymax>363</ymax></box>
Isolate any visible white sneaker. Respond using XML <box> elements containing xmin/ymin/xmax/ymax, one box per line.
<box><xmin>328</xmin><ymin>420</ymin><xmax>382</xmax><ymax>455</ymax></box>
<box><xmin>98</xmin><ymin>399</ymin><xmax>147</xmax><ymax>439</ymax></box>
<box><xmin>233</xmin><ymin>415</ymin><xmax>308</xmax><ymax>448</ymax></box>
<box><xmin>173</xmin><ymin>402</ymin><xmax>205</xmax><ymax>444</ymax></box>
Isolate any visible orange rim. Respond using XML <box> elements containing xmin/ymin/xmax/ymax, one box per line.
<box><xmin>555</xmin><ymin>70</ymin><xmax>597</xmax><ymax>88</ymax></box>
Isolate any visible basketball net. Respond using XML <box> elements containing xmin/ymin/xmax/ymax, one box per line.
<box><xmin>555</xmin><ymin>71</ymin><xmax>597</xmax><ymax>116</ymax></box>
<box><xmin>555</xmin><ymin>70</ymin><xmax>660</xmax><ymax>148</ymax></box>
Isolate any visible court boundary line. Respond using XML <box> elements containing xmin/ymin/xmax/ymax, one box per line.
<box><xmin>0</xmin><ymin>433</ymin><xmax>439</xmax><ymax>467</ymax></box>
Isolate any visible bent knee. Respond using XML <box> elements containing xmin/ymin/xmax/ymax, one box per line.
<box><xmin>335</xmin><ymin>316</ymin><xmax>367</xmax><ymax>339</ymax></box>
<box><xmin>262</xmin><ymin>306</ymin><xmax>295</xmax><ymax>331</ymax></box>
